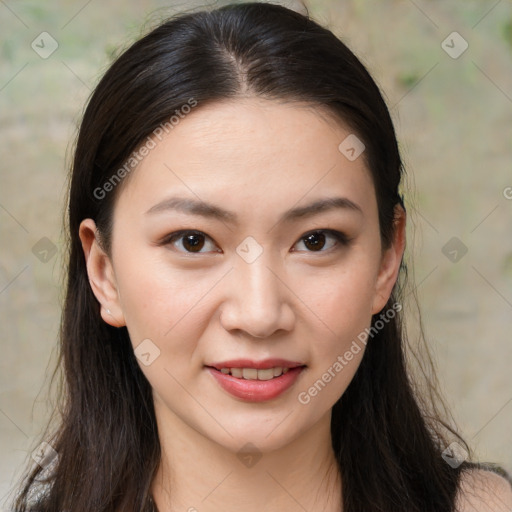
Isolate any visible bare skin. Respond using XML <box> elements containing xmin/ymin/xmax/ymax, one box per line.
<box><xmin>80</xmin><ymin>97</ymin><xmax>412</xmax><ymax>511</ymax></box>
<box><xmin>457</xmin><ymin>469</ymin><xmax>512</xmax><ymax>512</ymax></box>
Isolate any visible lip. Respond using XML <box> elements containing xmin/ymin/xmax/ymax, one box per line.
<box><xmin>206</xmin><ymin>361</ymin><xmax>306</xmax><ymax>402</ymax></box>
<box><xmin>208</xmin><ymin>358</ymin><xmax>305</xmax><ymax>370</ymax></box>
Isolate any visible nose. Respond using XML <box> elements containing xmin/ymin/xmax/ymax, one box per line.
<box><xmin>219</xmin><ymin>256</ymin><xmax>295</xmax><ymax>339</ymax></box>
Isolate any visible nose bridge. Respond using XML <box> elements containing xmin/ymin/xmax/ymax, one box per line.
<box><xmin>222</xmin><ymin>250</ymin><xmax>293</xmax><ymax>338</ymax></box>
<box><xmin>239</xmin><ymin>254</ymin><xmax>280</xmax><ymax>308</ymax></box>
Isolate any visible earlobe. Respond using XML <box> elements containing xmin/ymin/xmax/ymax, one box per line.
<box><xmin>78</xmin><ymin>218</ymin><xmax>126</xmax><ymax>328</ymax></box>
<box><xmin>371</xmin><ymin>204</ymin><xmax>406</xmax><ymax>314</ymax></box>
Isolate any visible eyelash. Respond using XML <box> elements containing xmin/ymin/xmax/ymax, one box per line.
<box><xmin>160</xmin><ymin>229</ymin><xmax>352</xmax><ymax>255</ymax></box>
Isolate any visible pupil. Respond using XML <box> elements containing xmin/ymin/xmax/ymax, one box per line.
<box><xmin>184</xmin><ymin>234</ymin><xmax>204</xmax><ymax>252</ymax></box>
<box><xmin>304</xmin><ymin>232</ymin><xmax>325</xmax><ymax>251</ymax></box>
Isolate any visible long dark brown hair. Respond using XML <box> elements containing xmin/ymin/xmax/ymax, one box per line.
<box><xmin>10</xmin><ymin>2</ymin><xmax>508</xmax><ymax>511</ymax></box>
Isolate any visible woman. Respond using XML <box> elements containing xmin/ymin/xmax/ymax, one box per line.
<box><xmin>11</xmin><ymin>2</ymin><xmax>512</xmax><ymax>511</ymax></box>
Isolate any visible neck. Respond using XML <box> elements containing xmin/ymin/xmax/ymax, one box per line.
<box><xmin>150</xmin><ymin>404</ymin><xmax>342</xmax><ymax>512</ymax></box>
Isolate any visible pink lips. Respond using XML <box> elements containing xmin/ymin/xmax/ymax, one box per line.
<box><xmin>206</xmin><ymin>358</ymin><xmax>306</xmax><ymax>402</ymax></box>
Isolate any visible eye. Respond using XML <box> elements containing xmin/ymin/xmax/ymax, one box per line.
<box><xmin>292</xmin><ymin>229</ymin><xmax>350</xmax><ymax>253</ymax></box>
<box><xmin>162</xmin><ymin>230</ymin><xmax>220</xmax><ymax>254</ymax></box>
<box><xmin>161</xmin><ymin>228</ymin><xmax>351</xmax><ymax>255</ymax></box>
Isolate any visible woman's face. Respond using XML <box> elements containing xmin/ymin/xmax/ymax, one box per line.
<box><xmin>81</xmin><ymin>98</ymin><xmax>404</xmax><ymax>453</ymax></box>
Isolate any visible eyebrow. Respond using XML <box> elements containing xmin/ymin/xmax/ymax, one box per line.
<box><xmin>145</xmin><ymin>195</ymin><xmax>363</xmax><ymax>224</ymax></box>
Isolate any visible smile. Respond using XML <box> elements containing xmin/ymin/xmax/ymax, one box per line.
<box><xmin>206</xmin><ymin>359</ymin><xmax>306</xmax><ymax>402</ymax></box>
<box><xmin>218</xmin><ymin>367</ymin><xmax>290</xmax><ymax>380</ymax></box>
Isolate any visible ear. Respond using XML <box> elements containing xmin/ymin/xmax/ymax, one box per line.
<box><xmin>371</xmin><ymin>204</ymin><xmax>406</xmax><ymax>315</ymax></box>
<box><xmin>78</xmin><ymin>218</ymin><xmax>126</xmax><ymax>327</ymax></box>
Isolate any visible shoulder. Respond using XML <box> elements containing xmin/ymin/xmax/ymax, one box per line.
<box><xmin>456</xmin><ymin>466</ymin><xmax>512</xmax><ymax>512</ymax></box>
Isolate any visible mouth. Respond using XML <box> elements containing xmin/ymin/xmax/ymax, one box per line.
<box><xmin>205</xmin><ymin>359</ymin><xmax>307</xmax><ymax>402</ymax></box>
<box><xmin>216</xmin><ymin>366</ymin><xmax>291</xmax><ymax>380</ymax></box>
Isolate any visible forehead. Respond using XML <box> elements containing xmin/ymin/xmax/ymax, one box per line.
<box><xmin>115</xmin><ymin>98</ymin><xmax>375</xmax><ymax>222</ymax></box>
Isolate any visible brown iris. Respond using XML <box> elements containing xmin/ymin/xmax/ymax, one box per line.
<box><xmin>302</xmin><ymin>231</ymin><xmax>327</xmax><ymax>251</ymax></box>
<box><xmin>182</xmin><ymin>233</ymin><xmax>206</xmax><ymax>252</ymax></box>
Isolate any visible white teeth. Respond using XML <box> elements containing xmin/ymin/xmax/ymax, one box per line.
<box><xmin>273</xmin><ymin>367</ymin><xmax>283</xmax><ymax>377</ymax></box>
<box><xmin>257</xmin><ymin>368</ymin><xmax>275</xmax><ymax>381</ymax></box>
<box><xmin>230</xmin><ymin>368</ymin><xmax>243</xmax><ymax>378</ymax></box>
<box><xmin>217</xmin><ymin>366</ymin><xmax>292</xmax><ymax>380</ymax></box>
<box><xmin>242</xmin><ymin>368</ymin><xmax>258</xmax><ymax>380</ymax></box>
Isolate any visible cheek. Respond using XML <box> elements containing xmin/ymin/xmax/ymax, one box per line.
<box><xmin>116</xmin><ymin>261</ymin><xmax>218</xmax><ymax>395</ymax></box>
<box><xmin>114</xmin><ymin>249</ymin><xmax>217</xmax><ymax>351</ymax></box>
<box><xmin>295</xmin><ymin>252</ymin><xmax>378</xmax><ymax>401</ymax></box>
<box><xmin>304</xmin><ymin>258</ymin><xmax>378</xmax><ymax>341</ymax></box>
<box><xmin>294</xmin><ymin>270</ymin><xmax>375</xmax><ymax>411</ymax></box>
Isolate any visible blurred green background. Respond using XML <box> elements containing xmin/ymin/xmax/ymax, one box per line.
<box><xmin>1</xmin><ymin>0</ymin><xmax>512</xmax><ymax>505</ymax></box>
